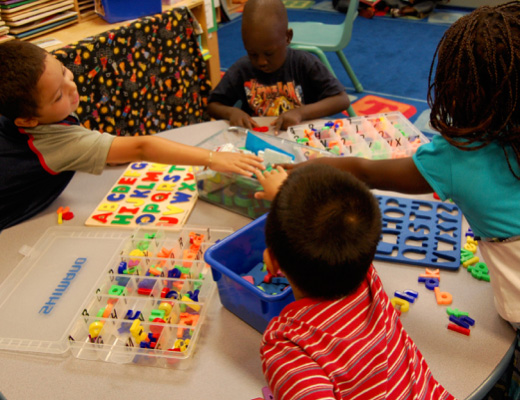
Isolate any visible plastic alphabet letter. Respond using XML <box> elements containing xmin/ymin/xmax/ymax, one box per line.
<box><xmin>446</xmin><ymin>307</ymin><xmax>469</xmax><ymax>318</ymax></box>
<box><xmin>390</xmin><ymin>297</ymin><xmax>410</xmax><ymax>312</ymax></box>
<box><xmin>419</xmin><ymin>268</ymin><xmax>440</xmax><ymax>280</ymax></box>
<box><xmin>447</xmin><ymin>322</ymin><xmax>470</xmax><ymax>336</ymax></box>
<box><xmin>434</xmin><ymin>287</ymin><xmax>453</xmax><ymax>305</ymax></box>
<box><xmin>394</xmin><ymin>291</ymin><xmax>417</xmax><ymax>303</ymax></box>
<box><xmin>449</xmin><ymin>315</ymin><xmax>470</xmax><ymax>329</ymax></box>
<box><xmin>418</xmin><ymin>277</ymin><xmax>439</xmax><ymax>290</ymax></box>
<box><xmin>89</xmin><ymin>321</ymin><xmax>104</xmax><ymax>339</ymax></box>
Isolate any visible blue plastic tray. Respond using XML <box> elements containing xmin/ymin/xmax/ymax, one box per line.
<box><xmin>375</xmin><ymin>195</ymin><xmax>462</xmax><ymax>270</ymax></box>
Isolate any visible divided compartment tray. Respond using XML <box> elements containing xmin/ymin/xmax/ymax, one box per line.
<box><xmin>287</xmin><ymin>111</ymin><xmax>430</xmax><ymax>159</ymax></box>
<box><xmin>0</xmin><ymin>225</ymin><xmax>233</xmax><ymax>368</ymax></box>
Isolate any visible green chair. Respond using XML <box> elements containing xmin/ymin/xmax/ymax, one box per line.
<box><xmin>289</xmin><ymin>0</ymin><xmax>363</xmax><ymax>96</ymax></box>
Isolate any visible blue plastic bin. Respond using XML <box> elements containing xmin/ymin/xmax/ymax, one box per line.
<box><xmin>95</xmin><ymin>0</ymin><xmax>162</xmax><ymax>23</ymax></box>
<box><xmin>204</xmin><ymin>214</ymin><xmax>295</xmax><ymax>333</ymax></box>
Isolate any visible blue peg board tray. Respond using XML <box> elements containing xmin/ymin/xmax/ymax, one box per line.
<box><xmin>374</xmin><ymin>195</ymin><xmax>462</xmax><ymax>270</ymax></box>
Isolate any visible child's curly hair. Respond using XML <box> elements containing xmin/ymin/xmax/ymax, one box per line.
<box><xmin>428</xmin><ymin>1</ymin><xmax>520</xmax><ymax>178</ymax></box>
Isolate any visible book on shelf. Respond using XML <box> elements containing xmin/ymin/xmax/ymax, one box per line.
<box><xmin>10</xmin><ymin>12</ymin><xmax>76</xmax><ymax>38</ymax></box>
<box><xmin>2</xmin><ymin>0</ymin><xmax>74</xmax><ymax>23</ymax></box>
<box><xmin>8</xmin><ymin>9</ymin><xmax>76</xmax><ymax>33</ymax></box>
<box><xmin>0</xmin><ymin>34</ymin><xmax>15</xmax><ymax>42</ymax></box>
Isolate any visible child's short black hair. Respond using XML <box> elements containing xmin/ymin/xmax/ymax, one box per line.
<box><xmin>265</xmin><ymin>164</ymin><xmax>382</xmax><ymax>299</ymax></box>
<box><xmin>0</xmin><ymin>40</ymin><xmax>48</xmax><ymax>120</ymax></box>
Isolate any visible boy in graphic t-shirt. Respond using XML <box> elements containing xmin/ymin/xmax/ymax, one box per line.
<box><xmin>207</xmin><ymin>0</ymin><xmax>350</xmax><ymax>134</ymax></box>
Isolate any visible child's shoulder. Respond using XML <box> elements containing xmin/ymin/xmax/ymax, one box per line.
<box><xmin>0</xmin><ymin>116</ymin><xmax>18</xmax><ymax>137</ymax></box>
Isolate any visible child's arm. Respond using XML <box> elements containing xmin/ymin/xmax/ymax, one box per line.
<box><xmin>107</xmin><ymin>136</ymin><xmax>264</xmax><ymax>176</ymax></box>
<box><xmin>207</xmin><ymin>101</ymin><xmax>259</xmax><ymax>130</ymax></box>
<box><xmin>271</xmin><ymin>92</ymin><xmax>350</xmax><ymax>134</ymax></box>
<box><xmin>254</xmin><ymin>166</ymin><xmax>288</xmax><ymax>201</ymax></box>
<box><xmin>285</xmin><ymin>157</ymin><xmax>433</xmax><ymax>194</ymax></box>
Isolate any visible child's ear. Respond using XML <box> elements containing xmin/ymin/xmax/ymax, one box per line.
<box><xmin>286</xmin><ymin>28</ymin><xmax>293</xmax><ymax>45</ymax></box>
<box><xmin>263</xmin><ymin>248</ymin><xmax>282</xmax><ymax>275</ymax></box>
<box><xmin>14</xmin><ymin>117</ymin><xmax>39</xmax><ymax>128</ymax></box>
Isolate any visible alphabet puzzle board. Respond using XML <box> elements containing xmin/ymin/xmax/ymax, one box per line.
<box><xmin>375</xmin><ymin>195</ymin><xmax>462</xmax><ymax>270</ymax></box>
<box><xmin>86</xmin><ymin>162</ymin><xmax>198</xmax><ymax>229</ymax></box>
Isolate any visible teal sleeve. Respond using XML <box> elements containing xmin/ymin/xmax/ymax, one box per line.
<box><xmin>412</xmin><ymin>135</ymin><xmax>453</xmax><ymax>201</ymax></box>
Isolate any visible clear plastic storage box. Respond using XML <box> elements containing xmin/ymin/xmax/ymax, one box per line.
<box><xmin>0</xmin><ymin>225</ymin><xmax>233</xmax><ymax>368</ymax></box>
<box><xmin>195</xmin><ymin>127</ymin><xmax>333</xmax><ymax>219</ymax></box>
<box><xmin>205</xmin><ymin>214</ymin><xmax>294</xmax><ymax>333</ymax></box>
<box><xmin>287</xmin><ymin>112</ymin><xmax>430</xmax><ymax>159</ymax></box>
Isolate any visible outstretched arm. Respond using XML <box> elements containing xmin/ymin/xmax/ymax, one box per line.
<box><xmin>271</xmin><ymin>92</ymin><xmax>350</xmax><ymax>134</ymax></box>
<box><xmin>284</xmin><ymin>157</ymin><xmax>433</xmax><ymax>194</ymax></box>
<box><xmin>207</xmin><ymin>101</ymin><xmax>259</xmax><ymax>130</ymax></box>
<box><xmin>254</xmin><ymin>166</ymin><xmax>288</xmax><ymax>201</ymax></box>
<box><xmin>107</xmin><ymin>136</ymin><xmax>264</xmax><ymax>177</ymax></box>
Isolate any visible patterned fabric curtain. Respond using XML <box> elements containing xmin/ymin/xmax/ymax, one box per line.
<box><xmin>53</xmin><ymin>7</ymin><xmax>211</xmax><ymax>136</ymax></box>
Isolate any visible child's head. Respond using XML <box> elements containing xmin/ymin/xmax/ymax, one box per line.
<box><xmin>241</xmin><ymin>0</ymin><xmax>293</xmax><ymax>74</ymax></box>
<box><xmin>264</xmin><ymin>164</ymin><xmax>382</xmax><ymax>299</ymax></box>
<box><xmin>0</xmin><ymin>40</ymin><xmax>79</xmax><ymax>126</ymax></box>
<box><xmin>428</xmin><ymin>2</ymin><xmax>520</xmax><ymax>153</ymax></box>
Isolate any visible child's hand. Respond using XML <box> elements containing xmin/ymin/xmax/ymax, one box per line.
<box><xmin>271</xmin><ymin>109</ymin><xmax>304</xmax><ymax>135</ymax></box>
<box><xmin>254</xmin><ymin>166</ymin><xmax>288</xmax><ymax>201</ymax></box>
<box><xmin>210</xmin><ymin>151</ymin><xmax>264</xmax><ymax>177</ymax></box>
<box><xmin>229</xmin><ymin>109</ymin><xmax>259</xmax><ymax>130</ymax></box>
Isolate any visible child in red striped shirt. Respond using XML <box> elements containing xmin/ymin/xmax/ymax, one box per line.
<box><xmin>257</xmin><ymin>164</ymin><xmax>455</xmax><ymax>400</ymax></box>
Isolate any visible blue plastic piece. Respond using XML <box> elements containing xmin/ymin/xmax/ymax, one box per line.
<box><xmin>404</xmin><ymin>289</ymin><xmax>419</xmax><ymax>299</ymax></box>
<box><xmin>375</xmin><ymin>195</ymin><xmax>462</xmax><ymax>270</ymax></box>
<box><xmin>449</xmin><ymin>315</ymin><xmax>471</xmax><ymax>329</ymax></box>
<box><xmin>418</xmin><ymin>276</ymin><xmax>440</xmax><ymax>290</ymax></box>
<box><xmin>168</xmin><ymin>268</ymin><xmax>181</xmax><ymax>278</ymax></box>
<box><xmin>118</xmin><ymin>261</ymin><xmax>127</xmax><ymax>274</ymax></box>
<box><xmin>138</xmin><ymin>278</ymin><xmax>155</xmax><ymax>289</ymax></box>
<box><xmin>460</xmin><ymin>315</ymin><xmax>475</xmax><ymax>326</ymax></box>
<box><xmin>188</xmin><ymin>289</ymin><xmax>200</xmax><ymax>302</ymax></box>
<box><xmin>394</xmin><ymin>291</ymin><xmax>416</xmax><ymax>303</ymax></box>
<box><xmin>245</xmin><ymin>132</ymin><xmax>295</xmax><ymax>160</ymax></box>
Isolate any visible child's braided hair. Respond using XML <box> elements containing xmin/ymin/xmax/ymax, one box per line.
<box><xmin>428</xmin><ymin>1</ymin><xmax>520</xmax><ymax>178</ymax></box>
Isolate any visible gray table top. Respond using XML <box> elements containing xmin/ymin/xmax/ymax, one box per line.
<box><xmin>0</xmin><ymin>120</ymin><xmax>515</xmax><ymax>400</ymax></box>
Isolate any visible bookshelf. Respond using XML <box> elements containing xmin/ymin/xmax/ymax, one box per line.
<box><xmin>74</xmin><ymin>0</ymin><xmax>96</xmax><ymax>21</ymax></box>
<box><xmin>220</xmin><ymin>0</ymin><xmax>244</xmax><ymax>21</ymax></box>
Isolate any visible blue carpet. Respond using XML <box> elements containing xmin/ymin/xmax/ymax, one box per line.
<box><xmin>216</xmin><ymin>5</ymin><xmax>461</xmax><ymax>131</ymax></box>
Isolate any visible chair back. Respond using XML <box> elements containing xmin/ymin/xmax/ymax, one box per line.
<box><xmin>338</xmin><ymin>0</ymin><xmax>360</xmax><ymax>48</ymax></box>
